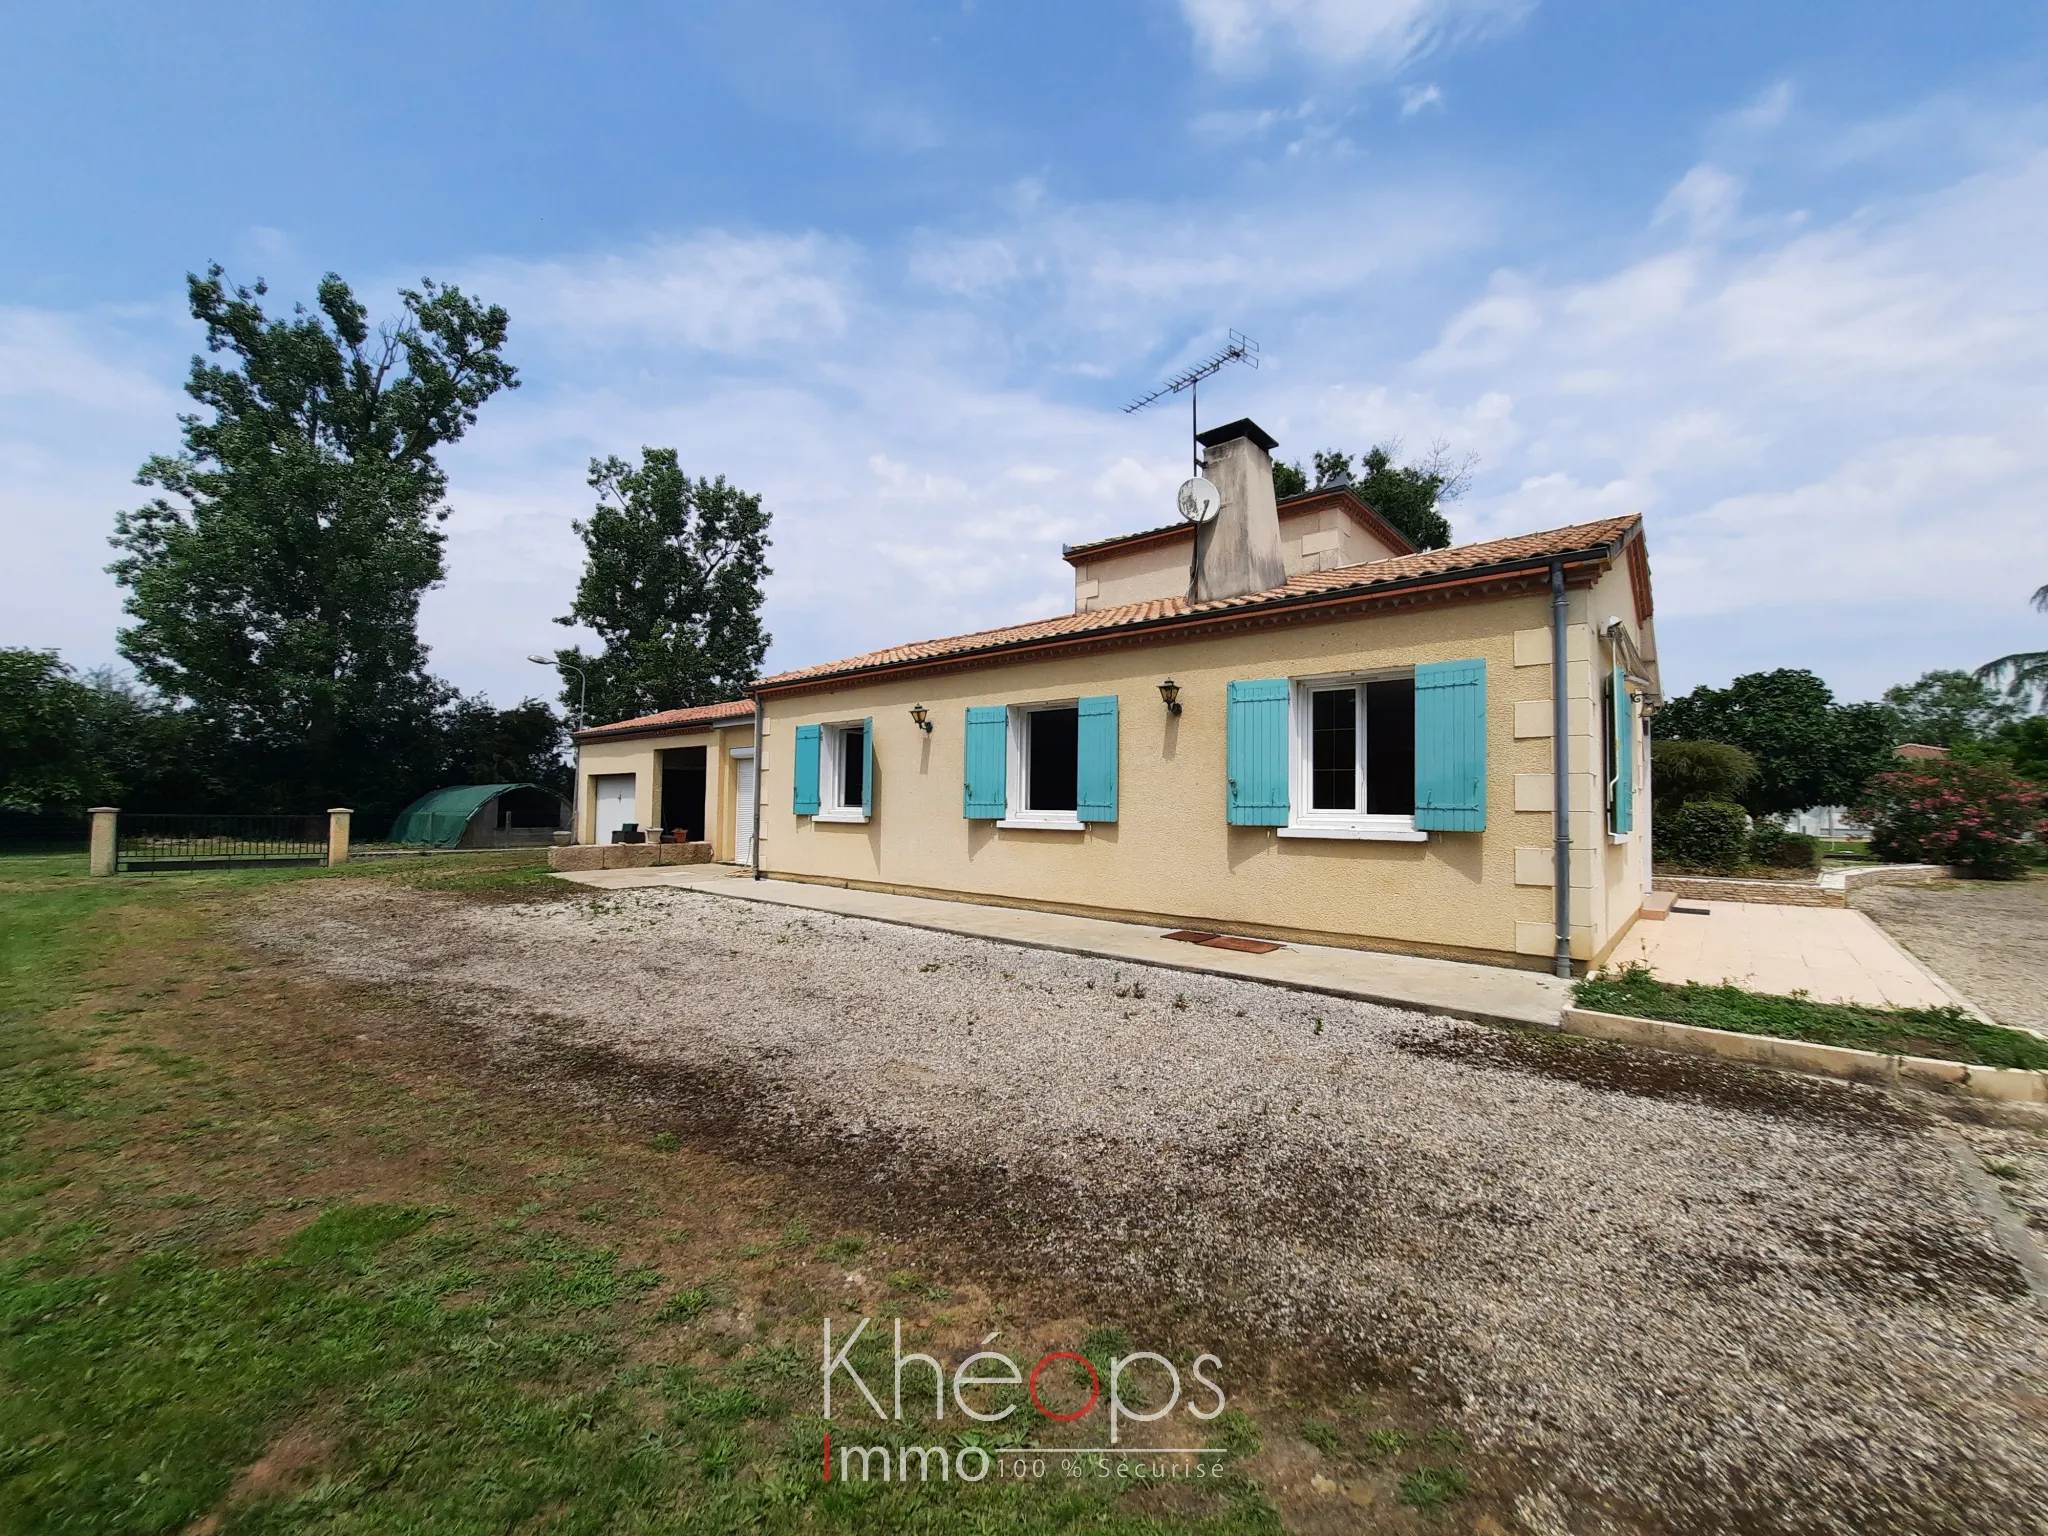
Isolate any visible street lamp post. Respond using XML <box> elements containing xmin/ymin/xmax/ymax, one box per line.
<box><xmin>528</xmin><ymin>655</ymin><xmax>587</xmax><ymax>731</ymax></box>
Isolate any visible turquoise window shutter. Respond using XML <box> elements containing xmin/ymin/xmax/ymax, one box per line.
<box><xmin>1414</xmin><ymin>659</ymin><xmax>1487</xmax><ymax>831</ymax></box>
<box><xmin>793</xmin><ymin>724</ymin><xmax>821</xmax><ymax>815</ymax></box>
<box><xmin>963</xmin><ymin>706</ymin><xmax>1007</xmax><ymax>819</ymax></box>
<box><xmin>1076</xmin><ymin>695</ymin><xmax>1119</xmax><ymax>823</ymax></box>
<box><xmin>1226</xmin><ymin>679</ymin><xmax>1291</xmax><ymax>826</ymax></box>
<box><xmin>1611</xmin><ymin>667</ymin><xmax>1633</xmax><ymax>834</ymax></box>
<box><xmin>861</xmin><ymin>717</ymin><xmax>875</xmax><ymax>818</ymax></box>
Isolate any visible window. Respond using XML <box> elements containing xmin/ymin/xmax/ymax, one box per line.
<box><xmin>817</xmin><ymin>721</ymin><xmax>869</xmax><ymax>822</ymax></box>
<box><xmin>1284</xmin><ymin>674</ymin><xmax>1423</xmax><ymax>840</ymax></box>
<box><xmin>1002</xmin><ymin>703</ymin><xmax>1085</xmax><ymax>829</ymax></box>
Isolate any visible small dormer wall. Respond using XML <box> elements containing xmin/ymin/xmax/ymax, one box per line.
<box><xmin>1071</xmin><ymin>530</ymin><xmax>1193</xmax><ymax>614</ymax></box>
<box><xmin>1277</xmin><ymin>493</ymin><xmax>1412</xmax><ymax>574</ymax></box>
<box><xmin>1069</xmin><ymin>494</ymin><xmax>1415</xmax><ymax>614</ymax></box>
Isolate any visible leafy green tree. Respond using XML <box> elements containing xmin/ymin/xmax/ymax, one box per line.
<box><xmin>1271</xmin><ymin>440</ymin><xmax>1468</xmax><ymax>550</ymax></box>
<box><xmin>109</xmin><ymin>266</ymin><xmax>517</xmax><ymax>818</ymax></box>
<box><xmin>1975</xmin><ymin>582</ymin><xmax>2048</xmax><ymax>708</ymax></box>
<box><xmin>553</xmin><ymin>448</ymin><xmax>772</xmax><ymax>726</ymax></box>
<box><xmin>1653</xmin><ymin>669</ymin><xmax>1899</xmax><ymax>818</ymax></box>
<box><xmin>1881</xmin><ymin>669</ymin><xmax>2020</xmax><ymax>747</ymax></box>
<box><xmin>1953</xmin><ymin>716</ymin><xmax>2048</xmax><ymax>785</ymax></box>
<box><xmin>1648</xmin><ymin>739</ymin><xmax>1757</xmax><ymax>817</ymax></box>
<box><xmin>0</xmin><ymin>649</ymin><xmax>107</xmax><ymax>810</ymax></box>
<box><xmin>437</xmin><ymin>696</ymin><xmax>568</xmax><ymax>793</ymax></box>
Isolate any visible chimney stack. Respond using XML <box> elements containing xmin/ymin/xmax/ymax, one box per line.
<box><xmin>1190</xmin><ymin>419</ymin><xmax>1285</xmax><ymax>603</ymax></box>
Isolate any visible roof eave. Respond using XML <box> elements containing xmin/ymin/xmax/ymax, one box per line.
<box><xmin>758</xmin><ymin>531</ymin><xmax>1631</xmax><ymax>696</ymax></box>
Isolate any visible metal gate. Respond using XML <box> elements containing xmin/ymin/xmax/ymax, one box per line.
<box><xmin>116</xmin><ymin>813</ymin><xmax>327</xmax><ymax>872</ymax></box>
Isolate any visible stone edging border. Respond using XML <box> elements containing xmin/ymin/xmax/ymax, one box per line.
<box><xmin>1560</xmin><ymin>1006</ymin><xmax>2047</xmax><ymax>1106</ymax></box>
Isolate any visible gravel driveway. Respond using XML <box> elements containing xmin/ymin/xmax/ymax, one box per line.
<box><xmin>253</xmin><ymin>881</ymin><xmax>2048</xmax><ymax>1536</ymax></box>
<box><xmin>1856</xmin><ymin>876</ymin><xmax>2048</xmax><ymax>1031</ymax></box>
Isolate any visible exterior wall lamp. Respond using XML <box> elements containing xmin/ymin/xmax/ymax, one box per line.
<box><xmin>1157</xmin><ymin>679</ymin><xmax>1182</xmax><ymax>716</ymax></box>
<box><xmin>909</xmin><ymin>703</ymin><xmax>932</xmax><ymax>733</ymax></box>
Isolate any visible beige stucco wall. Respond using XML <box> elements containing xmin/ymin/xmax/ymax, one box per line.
<box><xmin>573</xmin><ymin>722</ymin><xmax>755</xmax><ymax>861</ymax></box>
<box><xmin>1279</xmin><ymin>501</ymin><xmax>1408</xmax><ymax>574</ymax></box>
<box><xmin>759</xmin><ymin>589</ymin><xmax>1646</xmax><ymax>968</ymax></box>
<box><xmin>1072</xmin><ymin>536</ymin><xmax>1191</xmax><ymax>613</ymax></box>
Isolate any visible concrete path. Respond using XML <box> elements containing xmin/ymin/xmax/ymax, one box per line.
<box><xmin>1608</xmin><ymin>898</ymin><xmax>1973</xmax><ymax>1011</ymax></box>
<box><xmin>552</xmin><ymin>865</ymin><xmax>1572</xmax><ymax>1028</ymax></box>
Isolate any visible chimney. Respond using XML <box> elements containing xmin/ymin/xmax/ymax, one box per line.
<box><xmin>1190</xmin><ymin>418</ymin><xmax>1285</xmax><ymax>603</ymax></box>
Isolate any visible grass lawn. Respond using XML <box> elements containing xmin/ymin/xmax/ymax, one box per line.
<box><xmin>1575</xmin><ymin>963</ymin><xmax>2048</xmax><ymax>1070</ymax></box>
<box><xmin>0</xmin><ymin>851</ymin><xmax>1477</xmax><ymax>1535</ymax></box>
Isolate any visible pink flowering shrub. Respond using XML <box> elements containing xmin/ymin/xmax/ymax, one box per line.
<box><xmin>1855</xmin><ymin>761</ymin><xmax>2047</xmax><ymax>880</ymax></box>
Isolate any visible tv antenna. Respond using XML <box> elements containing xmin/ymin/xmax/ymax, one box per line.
<box><xmin>1124</xmin><ymin>330</ymin><xmax>1259</xmax><ymax>477</ymax></box>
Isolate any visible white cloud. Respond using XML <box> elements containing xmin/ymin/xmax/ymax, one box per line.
<box><xmin>469</xmin><ymin>232</ymin><xmax>854</xmax><ymax>354</ymax></box>
<box><xmin>1400</xmin><ymin>83</ymin><xmax>1444</xmax><ymax>117</ymax></box>
<box><xmin>1180</xmin><ymin>0</ymin><xmax>1531</xmax><ymax>74</ymax></box>
<box><xmin>1652</xmin><ymin>166</ymin><xmax>1743</xmax><ymax>238</ymax></box>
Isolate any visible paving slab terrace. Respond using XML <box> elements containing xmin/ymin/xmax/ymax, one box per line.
<box><xmin>1608</xmin><ymin>896</ymin><xmax>1978</xmax><ymax>1011</ymax></box>
<box><xmin>551</xmin><ymin>864</ymin><xmax>1573</xmax><ymax>1027</ymax></box>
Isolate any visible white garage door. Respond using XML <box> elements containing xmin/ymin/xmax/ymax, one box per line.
<box><xmin>732</xmin><ymin>750</ymin><xmax>756</xmax><ymax>865</ymax></box>
<box><xmin>592</xmin><ymin>774</ymin><xmax>636</xmax><ymax>843</ymax></box>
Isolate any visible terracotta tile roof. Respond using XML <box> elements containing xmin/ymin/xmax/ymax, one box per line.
<box><xmin>759</xmin><ymin>514</ymin><xmax>1642</xmax><ymax>690</ymax></box>
<box><xmin>1061</xmin><ymin>488</ymin><xmax>1417</xmax><ymax>563</ymax></box>
<box><xmin>573</xmin><ymin>697</ymin><xmax>755</xmax><ymax>741</ymax></box>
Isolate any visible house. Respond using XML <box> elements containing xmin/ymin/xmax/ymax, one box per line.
<box><xmin>733</xmin><ymin>419</ymin><xmax>1660</xmax><ymax>975</ymax></box>
<box><xmin>569</xmin><ymin>698</ymin><xmax>758</xmax><ymax>860</ymax></box>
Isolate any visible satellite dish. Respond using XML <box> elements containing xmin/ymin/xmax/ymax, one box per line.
<box><xmin>1177</xmin><ymin>476</ymin><xmax>1221</xmax><ymax>524</ymax></box>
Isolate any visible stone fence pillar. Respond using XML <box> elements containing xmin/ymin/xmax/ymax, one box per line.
<box><xmin>327</xmin><ymin>808</ymin><xmax>353</xmax><ymax>867</ymax></box>
<box><xmin>89</xmin><ymin>807</ymin><xmax>119</xmax><ymax>877</ymax></box>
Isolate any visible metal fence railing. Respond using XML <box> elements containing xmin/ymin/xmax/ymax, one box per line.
<box><xmin>116</xmin><ymin>813</ymin><xmax>328</xmax><ymax>872</ymax></box>
<box><xmin>0</xmin><ymin>810</ymin><xmax>89</xmax><ymax>852</ymax></box>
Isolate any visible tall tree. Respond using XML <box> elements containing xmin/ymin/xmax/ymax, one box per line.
<box><xmin>1975</xmin><ymin>582</ymin><xmax>2048</xmax><ymax>709</ymax></box>
<box><xmin>108</xmin><ymin>267</ymin><xmax>517</xmax><ymax>817</ymax></box>
<box><xmin>553</xmin><ymin>448</ymin><xmax>772</xmax><ymax>726</ymax></box>
<box><xmin>1881</xmin><ymin>669</ymin><xmax>2021</xmax><ymax>747</ymax></box>
<box><xmin>1653</xmin><ymin>668</ymin><xmax>1900</xmax><ymax>818</ymax></box>
<box><xmin>1273</xmin><ymin>440</ymin><xmax>1469</xmax><ymax>550</ymax></box>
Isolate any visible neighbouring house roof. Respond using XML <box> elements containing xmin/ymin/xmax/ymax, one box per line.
<box><xmin>389</xmin><ymin>783</ymin><xmax>549</xmax><ymax>847</ymax></box>
<box><xmin>758</xmin><ymin>514</ymin><xmax>1645</xmax><ymax>695</ymax></box>
<box><xmin>1061</xmin><ymin>487</ymin><xmax>1418</xmax><ymax>565</ymax></box>
<box><xmin>572</xmin><ymin>698</ymin><xmax>756</xmax><ymax>743</ymax></box>
<box><xmin>1895</xmin><ymin>743</ymin><xmax>1951</xmax><ymax>760</ymax></box>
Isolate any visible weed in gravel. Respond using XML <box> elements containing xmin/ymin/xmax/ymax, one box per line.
<box><xmin>1299</xmin><ymin>1417</ymin><xmax>1341</xmax><ymax>1455</ymax></box>
<box><xmin>1361</xmin><ymin>1427</ymin><xmax>1414</xmax><ymax>1460</ymax></box>
<box><xmin>1174</xmin><ymin>992</ymin><xmax>1189</xmax><ymax>1011</ymax></box>
<box><xmin>1399</xmin><ymin>1465</ymin><xmax>1469</xmax><ymax>1511</ymax></box>
<box><xmin>651</xmin><ymin>1131</ymin><xmax>680</xmax><ymax>1152</ymax></box>
<box><xmin>818</xmin><ymin>1235</ymin><xmax>866</xmax><ymax>1261</ymax></box>
<box><xmin>1984</xmin><ymin>1160</ymin><xmax>2023</xmax><ymax>1180</ymax></box>
<box><xmin>1208</xmin><ymin>1408</ymin><xmax>1261</xmax><ymax>1458</ymax></box>
<box><xmin>919</xmin><ymin>962</ymin><xmax>942</xmax><ymax>973</ymax></box>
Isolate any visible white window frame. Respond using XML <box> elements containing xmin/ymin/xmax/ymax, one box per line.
<box><xmin>1279</xmin><ymin>672</ymin><xmax>1427</xmax><ymax>842</ymax></box>
<box><xmin>998</xmin><ymin>701</ymin><xmax>1086</xmax><ymax>831</ymax></box>
<box><xmin>815</xmin><ymin>720</ymin><xmax>869</xmax><ymax>823</ymax></box>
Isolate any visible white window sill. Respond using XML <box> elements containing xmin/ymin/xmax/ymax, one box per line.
<box><xmin>1608</xmin><ymin>831</ymin><xmax>1630</xmax><ymax>845</ymax></box>
<box><xmin>997</xmin><ymin>817</ymin><xmax>1086</xmax><ymax>832</ymax></box>
<box><xmin>1278</xmin><ymin>823</ymin><xmax>1428</xmax><ymax>843</ymax></box>
<box><xmin>813</xmin><ymin>808</ymin><xmax>870</xmax><ymax>824</ymax></box>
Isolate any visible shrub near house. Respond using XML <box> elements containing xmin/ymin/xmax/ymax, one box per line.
<box><xmin>1855</xmin><ymin>761</ymin><xmax>2047</xmax><ymax>880</ymax></box>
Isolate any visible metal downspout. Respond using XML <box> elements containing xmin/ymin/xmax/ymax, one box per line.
<box><xmin>1551</xmin><ymin>560</ymin><xmax>1573</xmax><ymax>979</ymax></box>
<box><xmin>751</xmin><ymin>692</ymin><xmax>765</xmax><ymax>881</ymax></box>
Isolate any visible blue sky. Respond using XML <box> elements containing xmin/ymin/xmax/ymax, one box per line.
<box><xmin>4</xmin><ymin>0</ymin><xmax>2046</xmax><ymax>710</ymax></box>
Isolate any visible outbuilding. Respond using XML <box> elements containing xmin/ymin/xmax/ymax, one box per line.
<box><xmin>568</xmin><ymin>699</ymin><xmax>759</xmax><ymax>859</ymax></box>
<box><xmin>389</xmin><ymin>783</ymin><xmax>571</xmax><ymax>849</ymax></box>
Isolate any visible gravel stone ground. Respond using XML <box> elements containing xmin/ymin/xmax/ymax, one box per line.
<box><xmin>1855</xmin><ymin>876</ymin><xmax>2048</xmax><ymax>1032</ymax></box>
<box><xmin>251</xmin><ymin>881</ymin><xmax>2048</xmax><ymax>1536</ymax></box>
